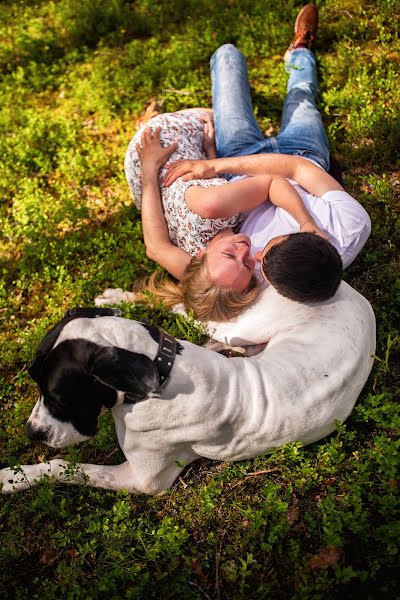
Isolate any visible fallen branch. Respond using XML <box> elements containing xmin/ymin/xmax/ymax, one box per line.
<box><xmin>243</xmin><ymin>468</ymin><xmax>280</xmax><ymax>477</ymax></box>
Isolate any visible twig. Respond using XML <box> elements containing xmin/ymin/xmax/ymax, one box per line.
<box><xmin>10</xmin><ymin>364</ymin><xmax>27</xmax><ymax>382</ymax></box>
<box><xmin>162</xmin><ymin>88</ymin><xmax>194</xmax><ymax>96</ymax></box>
<box><xmin>101</xmin><ymin>447</ymin><xmax>119</xmax><ymax>464</ymax></box>
<box><xmin>328</xmin><ymin>7</ymin><xmax>354</xmax><ymax>18</ymax></box>
<box><xmin>188</xmin><ymin>581</ymin><xmax>211</xmax><ymax>600</ymax></box>
<box><xmin>245</xmin><ymin>468</ymin><xmax>280</xmax><ymax>477</ymax></box>
<box><xmin>230</xmin><ymin>468</ymin><xmax>280</xmax><ymax>490</ymax></box>
<box><xmin>215</xmin><ymin>532</ymin><xmax>226</xmax><ymax>600</ymax></box>
<box><xmin>179</xmin><ymin>476</ymin><xmax>188</xmax><ymax>489</ymax></box>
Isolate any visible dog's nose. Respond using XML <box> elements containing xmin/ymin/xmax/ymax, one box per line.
<box><xmin>26</xmin><ymin>421</ymin><xmax>48</xmax><ymax>442</ymax></box>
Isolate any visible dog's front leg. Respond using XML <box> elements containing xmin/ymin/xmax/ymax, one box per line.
<box><xmin>1</xmin><ymin>460</ymin><xmax>141</xmax><ymax>494</ymax></box>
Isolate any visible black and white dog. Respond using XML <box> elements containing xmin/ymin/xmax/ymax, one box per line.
<box><xmin>0</xmin><ymin>282</ymin><xmax>375</xmax><ymax>495</ymax></box>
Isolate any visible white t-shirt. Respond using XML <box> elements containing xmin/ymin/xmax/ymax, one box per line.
<box><xmin>240</xmin><ymin>179</ymin><xmax>371</xmax><ymax>283</ymax></box>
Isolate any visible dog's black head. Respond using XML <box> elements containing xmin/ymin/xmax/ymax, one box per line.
<box><xmin>26</xmin><ymin>309</ymin><xmax>160</xmax><ymax>448</ymax></box>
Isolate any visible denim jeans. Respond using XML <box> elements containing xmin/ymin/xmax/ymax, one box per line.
<box><xmin>210</xmin><ymin>44</ymin><xmax>330</xmax><ymax>174</ymax></box>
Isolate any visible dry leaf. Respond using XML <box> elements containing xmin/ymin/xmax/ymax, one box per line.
<box><xmin>287</xmin><ymin>494</ymin><xmax>300</xmax><ymax>525</ymax></box>
<box><xmin>135</xmin><ymin>99</ymin><xmax>162</xmax><ymax>128</ymax></box>
<box><xmin>191</xmin><ymin>558</ymin><xmax>205</xmax><ymax>578</ymax></box>
<box><xmin>308</xmin><ymin>546</ymin><xmax>343</xmax><ymax>570</ymax></box>
<box><xmin>40</xmin><ymin>549</ymin><xmax>57</xmax><ymax>565</ymax></box>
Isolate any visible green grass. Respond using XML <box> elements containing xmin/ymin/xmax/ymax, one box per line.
<box><xmin>1</xmin><ymin>0</ymin><xmax>399</xmax><ymax>597</ymax></box>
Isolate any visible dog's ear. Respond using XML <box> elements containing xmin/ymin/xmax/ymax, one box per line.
<box><xmin>29</xmin><ymin>316</ymin><xmax>79</xmax><ymax>383</ymax></box>
<box><xmin>88</xmin><ymin>345</ymin><xmax>160</xmax><ymax>401</ymax></box>
<box><xmin>29</xmin><ymin>308</ymin><xmax>122</xmax><ymax>383</ymax></box>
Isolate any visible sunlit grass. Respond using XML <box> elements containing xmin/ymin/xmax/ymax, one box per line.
<box><xmin>0</xmin><ymin>0</ymin><xmax>399</xmax><ymax>597</ymax></box>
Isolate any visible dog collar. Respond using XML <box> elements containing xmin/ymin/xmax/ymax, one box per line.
<box><xmin>154</xmin><ymin>328</ymin><xmax>177</xmax><ymax>390</ymax></box>
<box><xmin>124</xmin><ymin>326</ymin><xmax>177</xmax><ymax>403</ymax></box>
<box><xmin>64</xmin><ymin>307</ymin><xmax>123</xmax><ymax>318</ymax></box>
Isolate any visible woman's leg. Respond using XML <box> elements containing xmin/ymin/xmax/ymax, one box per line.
<box><xmin>211</xmin><ymin>44</ymin><xmax>273</xmax><ymax>159</ymax></box>
<box><xmin>276</xmin><ymin>49</ymin><xmax>330</xmax><ymax>170</ymax></box>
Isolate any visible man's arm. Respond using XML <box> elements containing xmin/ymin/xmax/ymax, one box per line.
<box><xmin>164</xmin><ymin>154</ymin><xmax>345</xmax><ymax>197</ymax></box>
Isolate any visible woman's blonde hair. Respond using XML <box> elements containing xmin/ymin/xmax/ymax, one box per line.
<box><xmin>135</xmin><ymin>254</ymin><xmax>261</xmax><ymax>322</ymax></box>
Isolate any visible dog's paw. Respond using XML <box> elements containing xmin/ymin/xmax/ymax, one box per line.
<box><xmin>94</xmin><ymin>288</ymin><xmax>138</xmax><ymax>306</ymax></box>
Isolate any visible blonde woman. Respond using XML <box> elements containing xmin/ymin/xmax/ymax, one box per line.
<box><xmin>123</xmin><ymin>109</ymin><xmax>317</xmax><ymax>321</ymax></box>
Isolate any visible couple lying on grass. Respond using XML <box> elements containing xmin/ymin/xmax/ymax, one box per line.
<box><xmin>98</xmin><ymin>5</ymin><xmax>371</xmax><ymax>320</ymax></box>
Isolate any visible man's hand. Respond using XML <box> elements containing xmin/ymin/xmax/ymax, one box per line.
<box><xmin>136</xmin><ymin>126</ymin><xmax>178</xmax><ymax>175</ymax></box>
<box><xmin>164</xmin><ymin>159</ymin><xmax>216</xmax><ymax>186</ymax></box>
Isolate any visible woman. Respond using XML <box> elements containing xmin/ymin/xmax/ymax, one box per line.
<box><xmin>124</xmin><ymin>109</ymin><xmax>317</xmax><ymax>321</ymax></box>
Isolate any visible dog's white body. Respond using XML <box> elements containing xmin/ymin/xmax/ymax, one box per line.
<box><xmin>0</xmin><ymin>282</ymin><xmax>375</xmax><ymax>495</ymax></box>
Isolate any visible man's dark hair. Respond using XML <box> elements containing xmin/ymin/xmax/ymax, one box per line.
<box><xmin>262</xmin><ymin>232</ymin><xmax>343</xmax><ymax>303</ymax></box>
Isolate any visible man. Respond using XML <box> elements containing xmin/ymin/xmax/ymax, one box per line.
<box><xmin>164</xmin><ymin>5</ymin><xmax>371</xmax><ymax>302</ymax></box>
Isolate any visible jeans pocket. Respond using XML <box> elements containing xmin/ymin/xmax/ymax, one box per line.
<box><xmin>297</xmin><ymin>149</ymin><xmax>329</xmax><ymax>171</ymax></box>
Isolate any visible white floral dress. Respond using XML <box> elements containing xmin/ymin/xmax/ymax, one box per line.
<box><xmin>124</xmin><ymin>110</ymin><xmax>243</xmax><ymax>256</ymax></box>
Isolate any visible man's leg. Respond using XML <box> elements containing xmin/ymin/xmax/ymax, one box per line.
<box><xmin>276</xmin><ymin>5</ymin><xmax>330</xmax><ymax>170</ymax></box>
<box><xmin>276</xmin><ymin>48</ymin><xmax>330</xmax><ymax>170</ymax></box>
<box><xmin>211</xmin><ymin>44</ymin><xmax>275</xmax><ymax>160</ymax></box>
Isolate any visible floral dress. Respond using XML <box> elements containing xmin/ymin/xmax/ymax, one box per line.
<box><xmin>124</xmin><ymin>110</ymin><xmax>243</xmax><ymax>256</ymax></box>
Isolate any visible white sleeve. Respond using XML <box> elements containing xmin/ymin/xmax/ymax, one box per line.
<box><xmin>321</xmin><ymin>191</ymin><xmax>371</xmax><ymax>269</ymax></box>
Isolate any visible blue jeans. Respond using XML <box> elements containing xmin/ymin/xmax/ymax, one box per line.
<box><xmin>210</xmin><ymin>44</ymin><xmax>330</xmax><ymax>174</ymax></box>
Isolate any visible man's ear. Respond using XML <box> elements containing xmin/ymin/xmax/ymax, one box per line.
<box><xmin>88</xmin><ymin>345</ymin><xmax>160</xmax><ymax>400</ymax></box>
<box><xmin>255</xmin><ymin>250</ymin><xmax>270</xmax><ymax>283</ymax></box>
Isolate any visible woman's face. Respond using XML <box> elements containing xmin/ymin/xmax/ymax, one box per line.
<box><xmin>202</xmin><ymin>232</ymin><xmax>256</xmax><ymax>292</ymax></box>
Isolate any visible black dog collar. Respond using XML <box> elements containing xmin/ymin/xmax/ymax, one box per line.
<box><xmin>155</xmin><ymin>328</ymin><xmax>177</xmax><ymax>390</ymax></box>
<box><xmin>138</xmin><ymin>318</ymin><xmax>177</xmax><ymax>391</ymax></box>
<box><xmin>123</xmin><ymin>327</ymin><xmax>177</xmax><ymax>403</ymax></box>
<box><xmin>65</xmin><ymin>307</ymin><xmax>123</xmax><ymax>318</ymax></box>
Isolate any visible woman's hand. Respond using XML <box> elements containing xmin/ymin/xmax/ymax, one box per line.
<box><xmin>200</xmin><ymin>114</ymin><xmax>217</xmax><ymax>159</ymax></box>
<box><xmin>136</xmin><ymin>126</ymin><xmax>178</xmax><ymax>176</ymax></box>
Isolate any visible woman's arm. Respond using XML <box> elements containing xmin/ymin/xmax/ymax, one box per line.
<box><xmin>137</xmin><ymin>128</ymin><xmax>191</xmax><ymax>280</ymax></box>
<box><xmin>141</xmin><ymin>171</ymin><xmax>191</xmax><ymax>279</ymax></box>
<box><xmin>185</xmin><ymin>174</ymin><xmax>319</xmax><ymax>232</ymax></box>
<box><xmin>185</xmin><ymin>175</ymin><xmax>272</xmax><ymax>218</ymax></box>
<box><xmin>164</xmin><ymin>154</ymin><xmax>345</xmax><ymax>197</ymax></box>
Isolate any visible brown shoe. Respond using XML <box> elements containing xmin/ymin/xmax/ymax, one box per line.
<box><xmin>287</xmin><ymin>4</ymin><xmax>318</xmax><ymax>53</ymax></box>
